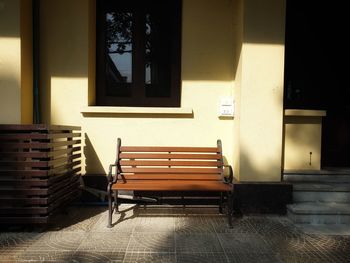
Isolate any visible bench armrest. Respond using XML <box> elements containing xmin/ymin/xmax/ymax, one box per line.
<box><xmin>108</xmin><ymin>138</ymin><xmax>124</xmax><ymax>185</ymax></box>
<box><xmin>223</xmin><ymin>165</ymin><xmax>234</xmax><ymax>184</ymax></box>
<box><xmin>107</xmin><ymin>164</ymin><xmax>118</xmax><ymax>184</ymax></box>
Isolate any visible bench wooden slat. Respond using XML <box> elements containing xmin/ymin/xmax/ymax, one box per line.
<box><xmin>119</xmin><ymin>153</ymin><xmax>221</xmax><ymax>160</ymax></box>
<box><xmin>120</xmin><ymin>146</ymin><xmax>219</xmax><ymax>153</ymax></box>
<box><xmin>118</xmin><ymin>174</ymin><xmax>222</xmax><ymax>180</ymax></box>
<box><xmin>121</xmin><ymin>167</ymin><xmax>222</xmax><ymax>174</ymax></box>
<box><xmin>112</xmin><ymin>180</ymin><xmax>231</xmax><ymax>191</ymax></box>
<box><xmin>120</xmin><ymin>160</ymin><xmax>222</xmax><ymax>167</ymax></box>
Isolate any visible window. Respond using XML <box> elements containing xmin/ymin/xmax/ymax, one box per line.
<box><xmin>96</xmin><ymin>0</ymin><xmax>182</xmax><ymax>107</ymax></box>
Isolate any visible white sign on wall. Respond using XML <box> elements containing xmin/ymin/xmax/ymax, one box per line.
<box><xmin>218</xmin><ymin>97</ymin><xmax>234</xmax><ymax>117</ymax></box>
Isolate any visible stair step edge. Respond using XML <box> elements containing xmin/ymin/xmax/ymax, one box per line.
<box><xmin>293</xmin><ymin>184</ymin><xmax>350</xmax><ymax>192</ymax></box>
<box><xmin>287</xmin><ymin>203</ymin><xmax>350</xmax><ymax>215</ymax></box>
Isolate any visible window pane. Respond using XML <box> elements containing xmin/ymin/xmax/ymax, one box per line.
<box><xmin>145</xmin><ymin>12</ymin><xmax>171</xmax><ymax>98</ymax></box>
<box><xmin>145</xmin><ymin>14</ymin><xmax>152</xmax><ymax>85</ymax></box>
<box><xmin>106</xmin><ymin>12</ymin><xmax>133</xmax><ymax>97</ymax></box>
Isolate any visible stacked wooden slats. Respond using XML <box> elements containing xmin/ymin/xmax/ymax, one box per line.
<box><xmin>0</xmin><ymin>125</ymin><xmax>81</xmax><ymax>224</ymax></box>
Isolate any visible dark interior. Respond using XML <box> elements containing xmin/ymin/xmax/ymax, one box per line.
<box><xmin>284</xmin><ymin>1</ymin><xmax>350</xmax><ymax>167</ymax></box>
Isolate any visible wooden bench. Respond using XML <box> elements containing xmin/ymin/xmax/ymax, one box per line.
<box><xmin>107</xmin><ymin>138</ymin><xmax>234</xmax><ymax>228</ymax></box>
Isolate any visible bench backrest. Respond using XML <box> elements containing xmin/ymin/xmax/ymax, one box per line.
<box><xmin>116</xmin><ymin>138</ymin><xmax>225</xmax><ymax>182</ymax></box>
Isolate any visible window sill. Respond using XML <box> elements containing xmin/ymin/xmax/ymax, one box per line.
<box><xmin>284</xmin><ymin>109</ymin><xmax>326</xmax><ymax>117</ymax></box>
<box><xmin>81</xmin><ymin>106</ymin><xmax>193</xmax><ymax>117</ymax></box>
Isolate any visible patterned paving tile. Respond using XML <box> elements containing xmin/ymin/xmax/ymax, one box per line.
<box><xmin>26</xmin><ymin>231</ymin><xmax>87</xmax><ymax>251</ymax></box>
<box><xmin>2</xmin><ymin>207</ymin><xmax>350</xmax><ymax>263</ymax></box>
<box><xmin>48</xmin><ymin>206</ymin><xmax>106</xmax><ymax>232</ymax></box>
<box><xmin>127</xmin><ymin>232</ymin><xmax>175</xmax><ymax>253</ymax></box>
<box><xmin>0</xmin><ymin>253</ymin><xmax>18</xmax><ymax>262</ymax></box>
<box><xmin>169</xmin><ymin>206</ymin><xmax>223</xmax><ymax>216</ymax></box>
<box><xmin>217</xmin><ymin>233</ymin><xmax>272</xmax><ymax>254</ymax></box>
<box><xmin>305</xmin><ymin>234</ymin><xmax>350</xmax><ymax>254</ymax></box>
<box><xmin>123</xmin><ymin>252</ymin><xmax>176</xmax><ymax>263</ymax></box>
<box><xmin>92</xmin><ymin>209</ymin><xmax>140</xmax><ymax>233</ymax></box>
<box><xmin>134</xmin><ymin>216</ymin><xmax>175</xmax><ymax>232</ymax></box>
<box><xmin>226</xmin><ymin>252</ymin><xmax>283</xmax><ymax>263</ymax></box>
<box><xmin>277</xmin><ymin>252</ymin><xmax>349</xmax><ymax>263</ymax></box>
<box><xmin>175</xmin><ymin>216</ymin><xmax>215</xmax><ymax>233</ymax></box>
<box><xmin>265</xmin><ymin>235</ymin><xmax>316</xmax><ymax>254</ymax></box>
<box><xmin>211</xmin><ymin>216</ymin><xmax>259</xmax><ymax>234</ymax></box>
<box><xmin>16</xmin><ymin>246</ymin><xmax>124</xmax><ymax>262</ymax></box>
<box><xmin>71</xmin><ymin>251</ymin><xmax>124</xmax><ymax>263</ymax></box>
<box><xmin>77</xmin><ymin>232</ymin><xmax>130</xmax><ymax>253</ymax></box>
<box><xmin>15</xmin><ymin>250</ymin><xmax>76</xmax><ymax>262</ymax></box>
<box><xmin>0</xmin><ymin>232</ymin><xmax>43</xmax><ymax>262</ymax></box>
<box><xmin>134</xmin><ymin>206</ymin><xmax>176</xmax><ymax>216</ymax></box>
<box><xmin>177</xmin><ymin>252</ymin><xmax>228</xmax><ymax>263</ymax></box>
<box><xmin>250</xmin><ymin>217</ymin><xmax>305</xmax><ymax>242</ymax></box>
<box><xmin>137</xmin><ymin>205</ymin><xmax>220</xmax><ymax>216</ymax></box>
<box><xmin>0</xmin><ymin>232</ymin><xmax>43</xmax><ymax>250</ymax></box>
<box><xmin>317</xmin><ymin>252</ymin><xmax>350</xmax><ymax>263</ymax></box>
<box><xmin>175</xmin><ymin>233</ymin><xmax>224</xmax><ymax>253</ymax></box>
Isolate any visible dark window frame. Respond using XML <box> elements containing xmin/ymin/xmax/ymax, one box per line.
<box><xmin>96</xmin><ymin>0</ymin><xmax>182</xmax><ymax>107</ymax></box>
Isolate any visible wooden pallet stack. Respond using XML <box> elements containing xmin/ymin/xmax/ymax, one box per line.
<box><xmin>0</xmin><ymin>125</ymin><xmax>82</xmax><ymax>224</ymax></box>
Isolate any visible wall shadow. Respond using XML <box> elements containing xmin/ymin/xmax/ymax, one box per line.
<box><xmin>0</xmin><ymin>0</ymin><xmax>20</xmax><ymax>37</ymax></box>
<box><xmin>243</xmin><ymin>0</ymin><xmax>286</xmax><ymax>44</ymax></box>
<box><xmin>81</xmin><ymin>133</ymin><xmax>109</xmax><ymax>202</ymax></box>
<box><xmin>181</xmin><ymin>0</ymin><xmax>236</xmax><ymax>82</ymax></box>
<box><xmin>237</xmin><ymin>148</ymin><xmax>293</xmax><ymax>214</ymax></box>
<box><xmin>0</xmin><ymin>78</ymin><xmax>20</xmax><ymax>123</ymax></box>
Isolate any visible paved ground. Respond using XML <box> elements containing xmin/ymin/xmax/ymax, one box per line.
<box><xmin>1</xmin><ymin>204</ymin><xmax>350</xmax><ymax>262</ymax></box>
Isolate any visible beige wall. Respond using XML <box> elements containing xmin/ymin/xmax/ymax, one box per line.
<box><xmin>283</xmin><ymin>110</ymin><xmax>326</xmax><ymax>170</ymax></box>
<box><xmin>0</xmin><ymin>0</ymin><xmax>33</xmax><ymax>124</ymax></box>
<box><xmin>39</xmin><ymin>0</ymin><xmax>89</xmax><ymax>125</ymax></box>
<box><xmin>39</xmin><ymin>0</ymin><xmax>235</xmax><ymax>175</ymax></box>
<box><xmin>0</xmin><ymin>0</ymin><xmax>328</xmax><ymax>180</ymax></box>
<box><xmin>1</xmin><ymin>0</ymin><xmax>290</xmax><ymax>181</ymax></box>
<box><xmin>233</xmin><ymin>0</ymin><xmax>244</xmax><ymax>180</ymax></box>
<box><xmin>234</xmin><ymin>0</ymin><xmax>286</xmax><ymax>181</ymax></box>
<box><xmin>0</xmin><ymin>0</ymin><xmax>21</xmax><ymax>124</ymax></box>
<box><xmin>20</xmin><ymin>0</ymin><xmax>33</xmax><ymax>124</ymax></box>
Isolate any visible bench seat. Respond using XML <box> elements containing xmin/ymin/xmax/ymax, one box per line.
<box><xmin>113</xmin><ymin>180</ymin><xmax>232</xmax><ymax>191</ymax></box>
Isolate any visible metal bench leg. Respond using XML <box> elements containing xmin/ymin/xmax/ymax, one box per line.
<box><xmin>107</xmin><ymin>184</ymin><xmax>113</xmax><ymax>228</ymax></box>
<box><xmin>114</xmin><ymin>190</ymin><xmax>119</xmax><ymax>213</ymax></box>
<box><xmin>219</xmin><ymin>192</ymin><xmax>224</xmax><ymax>214</ymax></box>
<box><xmin>227</xmin><ymin>191</ymin><xmax>233</xmax><ymax>228</ymax></box>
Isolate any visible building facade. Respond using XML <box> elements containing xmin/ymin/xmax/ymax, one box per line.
<box><xmin>1</xmin><ymin>0</ymin><xmax>346</xmax><ymax>187</ymax></box>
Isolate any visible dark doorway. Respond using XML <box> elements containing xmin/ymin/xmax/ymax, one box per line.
<box><xmin>284</xmin><ymin>1</ymin><xmax>350</xmax><ymax>167</ymax></box>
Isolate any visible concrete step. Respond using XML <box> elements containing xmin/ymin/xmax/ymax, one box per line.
<box><xmin>284</xmin><ymin>173</ymin><xmax>350</xmax><ymax>183</ymax></box>
<box><xmin>293</xmin><ymin>183</ymin><xmax>350</xmax><ymax>203</ymax></box>
<box><xmin>294</xmin><ymin>191</ymin><xmax>350</xmax><ymax>203</ymax></box>
<box><xmin>287</xmin><ymin>202</ymin><xmax>350</xmax><ymax>224</ymax></box>
<box><xmin>293</xmin><ymin>183</ymin><xmax>350</xmax><ymax>191</ymax></box>
<box><xmin>284</xmin><ymin>170</ymin><xmax>350</xmax><ymax>224</ymax></box>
